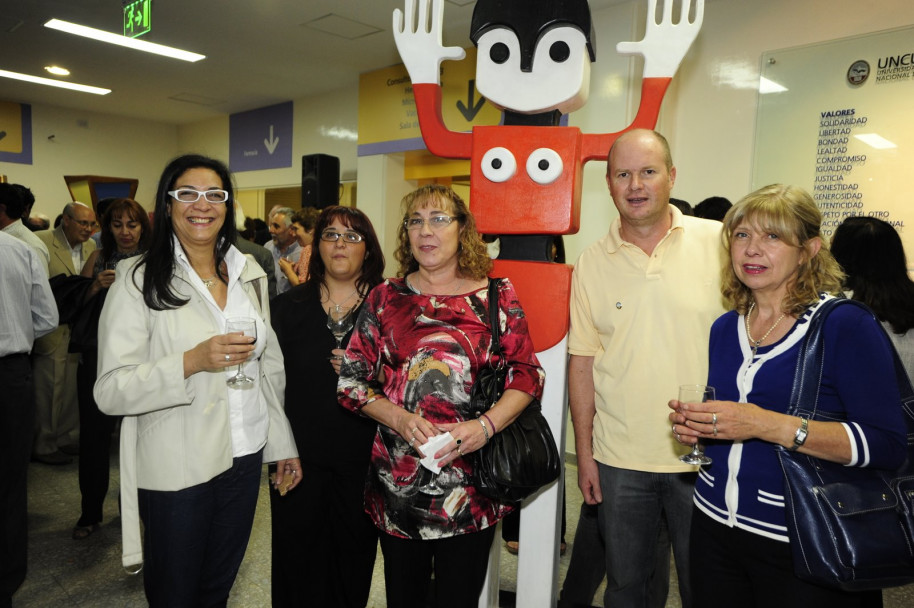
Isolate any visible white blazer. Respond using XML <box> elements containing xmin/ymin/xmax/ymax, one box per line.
<box><xmin>94</xmin><ymin>251</ymin><xmax>297</xmax><ymax>569</ymax></box>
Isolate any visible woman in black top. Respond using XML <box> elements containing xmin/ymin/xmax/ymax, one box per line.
<box><xmin>269</xmin><ymin>206</ymin><xmax>385</xmax><ymax>607</ymax></box>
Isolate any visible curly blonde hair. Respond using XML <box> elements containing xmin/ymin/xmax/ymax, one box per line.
<box><xmin>721</xmin><ymin>184</ymin><xmax>844</xmax><ymax>316</ymax></box>
<box><xmin>394</xmin><ymin>184</ymin><xmax>492</xmax><ymax>280</ymax></box>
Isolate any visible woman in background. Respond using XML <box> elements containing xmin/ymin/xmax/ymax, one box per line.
<box><xmin>270</xmin><ymin>206</ymin><xmax>384</xmax><ymax>607</ymax></box>
<box><xmin>830</xmin><ymin>215</ymin><xmax>914</xmax><ymax>375</ymax></box>
<box><xmin>71</xmin><ymin>198</ymin><xmax>150</xmax><ymax>540</ymax></box>
<box><xmin>278</xmin><ymin>206</ymin><xmax>321</xmax><ymax>288</ymax></box>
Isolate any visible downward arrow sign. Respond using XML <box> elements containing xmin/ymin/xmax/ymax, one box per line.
<box><xmin>264</xmin><ymin>125</ymin><xmax>279</xmax><ymax>155</ymax></box>
<box><xmin>456</xmin><ymin>80</ymin><xmax>485</xmax><ymax>122</ymax></box>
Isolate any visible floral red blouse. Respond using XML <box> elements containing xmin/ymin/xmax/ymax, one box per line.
<box><xmin>338</xmin><ymin>277</ymin><xmax>545</xmax><ymax>539</ymax></box>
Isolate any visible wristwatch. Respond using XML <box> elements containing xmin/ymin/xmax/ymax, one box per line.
<box><xmin>789</xmin><ymin>417</ymin><xmax>809</xmax><ymax>451</ymax></box>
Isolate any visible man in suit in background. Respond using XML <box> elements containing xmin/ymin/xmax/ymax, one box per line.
<box><xmin>32</xmin><ymin>202</ymin><xmax>97</xmax><ymax>465</ymax></box>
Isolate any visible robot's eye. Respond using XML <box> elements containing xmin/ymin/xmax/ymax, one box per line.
<box><xmin>549</xmin><ymin>41</ymin><xmax>570</xmax><ymax>63</ymax></box>
<box><xmin>526</xmin><ymin>148</ymin><xmax>563</xmax><ymax>185</ymax></box>
<box><xmin>481</xmin><ymin>147</ymin><xmax>517</xmax><ymax>183</ymax></box>
<box><xmin>490</xmin><ymin>43</ymin><xmax>510</xmax><ymax>64</ymax></box>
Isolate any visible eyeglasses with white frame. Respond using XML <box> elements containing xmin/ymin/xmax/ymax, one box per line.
<box><xmin>404</xmin><ymin>215</ymin><xmax>457</xmax><ymax>231</ymax></box>
<box><xmin>320</xmin><ymin>230</ymin><xmax>364</xmax><ymax>244</ymax></box>
<box><xmin>168</xmin><ymin>189</ymin><xmax>230</xmax><ymax>204</ymax></box>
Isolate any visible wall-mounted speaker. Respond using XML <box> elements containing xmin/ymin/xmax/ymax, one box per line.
<box><xmin>301</xmin><ymin>153</ymin><xmax>340</xmax><ymax>208</ymax></box>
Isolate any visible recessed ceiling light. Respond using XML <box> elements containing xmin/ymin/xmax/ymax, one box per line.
<box><xmin>0</xmin><ymin>68</ymin><xmax>110</xmax><ymax>95</ymax></box>
<box><xmin>44</xmin><ymin>18</ymin><xmax>205</xmax><ymax>62</ymax></box>
<box><xmin>44</xmin><ymin>65</ymin><xmax>70</xmax><ymax>76</ymax></box>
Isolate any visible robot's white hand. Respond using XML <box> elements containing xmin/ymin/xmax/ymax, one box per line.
<box><xmin>393</xmin><ymin>0</ymin><xmax>466</xmax><ymax>84</ymax></box>
<box><xmin>616</xmin><ymin>0</ymin><xmax>704</xmax><ymax>79</ymax></box>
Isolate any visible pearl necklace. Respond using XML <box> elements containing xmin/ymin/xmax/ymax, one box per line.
<box><xmin>746</xmin><ymin>301</ymin><xmax>787</xmax><ymax>356</ymax></box>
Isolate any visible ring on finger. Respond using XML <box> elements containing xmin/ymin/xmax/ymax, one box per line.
<box><xmin>455</xmin><ymin>438</ymin><xmax>462</xmax><ymax>446</ymax></box>
<box><xmin>457</xmin><ymin>446</ymin><xmax>463</xmax><ymax>456</ymax></box>
<box><xmin>711</xmin><ymin>412</ymin><xmax>718</xmax><ymax>425</ymax></box>
<box><xmin>671</xmin><ymin>423</ymin><xmax>676</xmax><ymax>433</ymax></box>
<box><xmin>409</xmin><ymin>437</ymin><xmax>417</xmax><ymax>447</ymax></box>
<box><xmin>225</xmin><ymin>354</ymin><xmax>231</xmax><ymax>361</ymax></box>
<box><xmin>712</xmin><ymin>424</ymin><xmax>718</xmax><ymax>436</ymax></box>
<box><xmin>410</xmin><ymin>427</ymin><xmax>418</xmax><ymax>436</ymax></box>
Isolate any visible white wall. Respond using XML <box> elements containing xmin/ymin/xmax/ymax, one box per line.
<box><xmin>0</xmin><ymin>104</ymin><xmax>177</xmax><ymax>217</ymax></box>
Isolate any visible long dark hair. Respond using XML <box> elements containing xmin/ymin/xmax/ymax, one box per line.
<box><xmin>304</xmin><ymin>206</ymin><xmax>384</xmax><ymax>298</ymax></box>
<box><xmin>831</xmin><ymin>216</ymin><xmax>914</xmax><ymax>335</ymax></box>
<box><xmin>99</xmin><ymin>198</ymin><xmax>151</xmax><ymax>265</ymax></box>
<box><xmin>135</xmin><ymin>154</ymin><xmax>237</xmax><ymax>310</ymax></box>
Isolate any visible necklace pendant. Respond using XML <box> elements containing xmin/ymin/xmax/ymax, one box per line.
<box><xmin>202</xmin><ymin>278</ymin><xmax>216</xmax><ymax>289</ymax></box>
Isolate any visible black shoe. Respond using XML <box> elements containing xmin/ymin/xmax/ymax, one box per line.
<box><xmin>32</xmin><ymin>450</ymin><xmax>73</xmax><ymax>465</ymax></box>
<box><xmin>59</xmin><ymin>443</ymin><xmax>80</xmax><ymax>456</ymax></box>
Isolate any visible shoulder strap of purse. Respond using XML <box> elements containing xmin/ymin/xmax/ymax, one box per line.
<box><xmin>788</xmin><ymin>297</ymin><xmax>914</xmax><ymax>424</ymax></box>
<box><xmin>487</xmin><ymin>278</ymin><xmax>504</xmax><ymax>359</ymax></box>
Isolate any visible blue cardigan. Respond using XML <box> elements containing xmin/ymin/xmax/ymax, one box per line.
<box><xmin>695</xmin><ymin>296</ymin><xmax>907</xmax><ymax>542</ymax></box>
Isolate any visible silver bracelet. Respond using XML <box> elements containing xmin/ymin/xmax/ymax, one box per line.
<box><xmin>478</xmin><ymin>418</ymin><xmax>490</xmax><ymax>443</ymax></box>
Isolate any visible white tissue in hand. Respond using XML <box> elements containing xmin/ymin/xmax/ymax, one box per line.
<box><xmin>419</xmin><ymin>432</ymin><xmax>453</xmax><ymax>474</ymax></box>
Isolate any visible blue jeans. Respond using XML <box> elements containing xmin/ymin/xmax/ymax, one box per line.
<box><xmin>138</xmin><ymin>450</ymin><xmax>263</xmax><ymax>608</ymax></box>
<box><xmin>596</xmin><ymin>464</ymin><xmax>696</xmax><ymax>608</ymax></box>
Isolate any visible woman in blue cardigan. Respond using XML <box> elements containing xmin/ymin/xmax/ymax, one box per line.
<box><xmin>669</xmin><ymin>184</ymin><xmax>905</xmax><ymax>607</ymax></box>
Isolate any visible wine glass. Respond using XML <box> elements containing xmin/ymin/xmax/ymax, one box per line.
<box><xmin>225</xmin><ymin>317</ymin><xmax>257</xmax><ymax>389</ymax></box>
<box><xmin>326</xmin><ymin>305</ymin><xmax>354</xmax><ymax>349</ymax></box>
<box><xmin>678</xmin><ymin>384</ymin><xmax>715</xmax><ymax>465</ymax></box>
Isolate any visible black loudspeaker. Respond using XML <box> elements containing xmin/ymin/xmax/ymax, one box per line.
<box><xmin>301</xmin><ymin>154</ymin><xmax>340</xmax><ymax>208</ymax></box>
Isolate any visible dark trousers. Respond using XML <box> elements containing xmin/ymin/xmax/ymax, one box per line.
<box><xmin>691</xmin><ymin>508</ymin><xmax>883</xmax><ymax>608</ymax></box>
<box><xmin>379</xmin><ymin>526</ymin><xmax>497</xmax><ymax>608</ymax></box>
<box><xmin>0</xmin><ymin>354</ymin><xmax>33</xmax><ymax>608</ymax></box>
<box><xmin>76</xmin><ymin>350</ymin><xmax>118</xmax><ymax>526</ymax></box>
<box><xmin>270</xmin><ymin>460</ymin><xmax>378</xmax><ymax>608</ymax></box>
<box><xmin>138</xmin><ymin>450</ymin><xmax>263</xmax><ymax>608</ymax></box>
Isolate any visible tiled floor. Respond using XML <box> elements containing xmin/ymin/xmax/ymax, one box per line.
<box><xmin>13</xmin><ymin>452</ymin><xmax>914</xmax><ymax>607</ymax></box>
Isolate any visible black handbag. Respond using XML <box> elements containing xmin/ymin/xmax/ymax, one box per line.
<box><xmin>469</xmin><ymin>279</ymin><xmax>561</xmax><ymax>503</ymax></box>
<box><xmin>777</xmin><ymin>297</ymin><xmax>914</xmax><ymax>591</ymax></box>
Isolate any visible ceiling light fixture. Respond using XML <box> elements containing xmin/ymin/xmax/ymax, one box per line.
<box><xmin>44</xmin><ymin>18</ymin><xmax>205</xmax><ymax>62</ymax></box>
<box><xmin>0</xmin><ymin>68</ymin><xmax>110</xmax><ymax>95</ymax></box>
<box><xmin>44</xmin><ymin>65</ymin><xmax>71</xmax><ymax>76</ymax></box>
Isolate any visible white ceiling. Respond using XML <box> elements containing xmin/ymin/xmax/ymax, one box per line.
<box><xmin>0</xmin><ymin>0</ymin><xmax>626</xmax><ymax>126</ymax></box>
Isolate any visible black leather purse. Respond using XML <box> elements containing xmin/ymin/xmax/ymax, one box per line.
<box><xmin>469</xmin><ymin>279</ymin><xmax>561</xmax><ymax>503</ymax></box>
<box><xmin>777</xmin><ymin>297</ymin><xmax>914</xmax><ymax>590</ymax></box>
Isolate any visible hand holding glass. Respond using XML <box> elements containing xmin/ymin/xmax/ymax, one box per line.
<box><xmin>225</xmin><ymin>317</ymin><xmax>257</xmax><ymax>389</ymax></box>
<box><xmin>678</xmin><ymin>384</ymin><xmax>715</xmax><ymax>465</ymax></box>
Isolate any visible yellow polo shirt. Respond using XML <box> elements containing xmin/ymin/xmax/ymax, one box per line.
<box><xmin>569</xmin><ymin>206</ymin><xmax>727</xmax><ymax>472</ymax></box>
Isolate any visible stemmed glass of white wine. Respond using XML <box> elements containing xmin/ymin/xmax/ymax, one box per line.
<box><xmin>678</xmin><ymin>384</ymin><xmax>715</xmax><ymax>465</ymax></box>
<box><xmin>225</xmin><ymin>317</ymin><xmax>257</xmax><ymax>389</ymax></box>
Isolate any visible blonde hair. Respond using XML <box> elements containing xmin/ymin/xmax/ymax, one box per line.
<box><xmin>394</xmin><ymin>184</ymin><xmax>492</xmax><ymax>280</ymax></box>
<box><xmin>721</xmin><ymin>184</ymin><xmax>844</xmax><ymax>315</ymax></box>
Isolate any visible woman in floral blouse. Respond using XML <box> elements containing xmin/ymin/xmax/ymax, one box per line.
<box><xmin>338</xmin><ymin>184</ymin><xmax>544</xmax><ymax>608</ymax></box>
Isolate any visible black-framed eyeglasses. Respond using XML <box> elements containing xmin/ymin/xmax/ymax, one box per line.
<box><xmin>404</xmin><ymin>216</ymin><xmax>457</xmax><ymax>231</ymax></box>
<box><xmin>168</xmin><ymin>189</ymin><xmax>230</xmax><ymax>204</ymax></box>
<box><xmin>321</xmin><ymin>230</ymin><xmax>364</xmax><ymax>244</ymax></box>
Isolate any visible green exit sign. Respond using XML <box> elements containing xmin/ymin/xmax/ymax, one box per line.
<box><xmin>124</xmin><ymin>0</ymin><xmax>151</xmax><ymax>38</ymax></box>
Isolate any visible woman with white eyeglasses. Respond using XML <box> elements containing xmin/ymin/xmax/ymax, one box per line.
<box><xmin>338</xmin><ymin>184</ymin><xmax>544</xmax><ymax>607</ymax></box>
<box><xmin>270</xmin><ymin>205</ymin><xmax>385</xmax><ymax>607</ymax></box>
<box><xmin>94</xmin><ymin>154</ymin><xmax>300</xmax><ymax>606</ymax></box>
